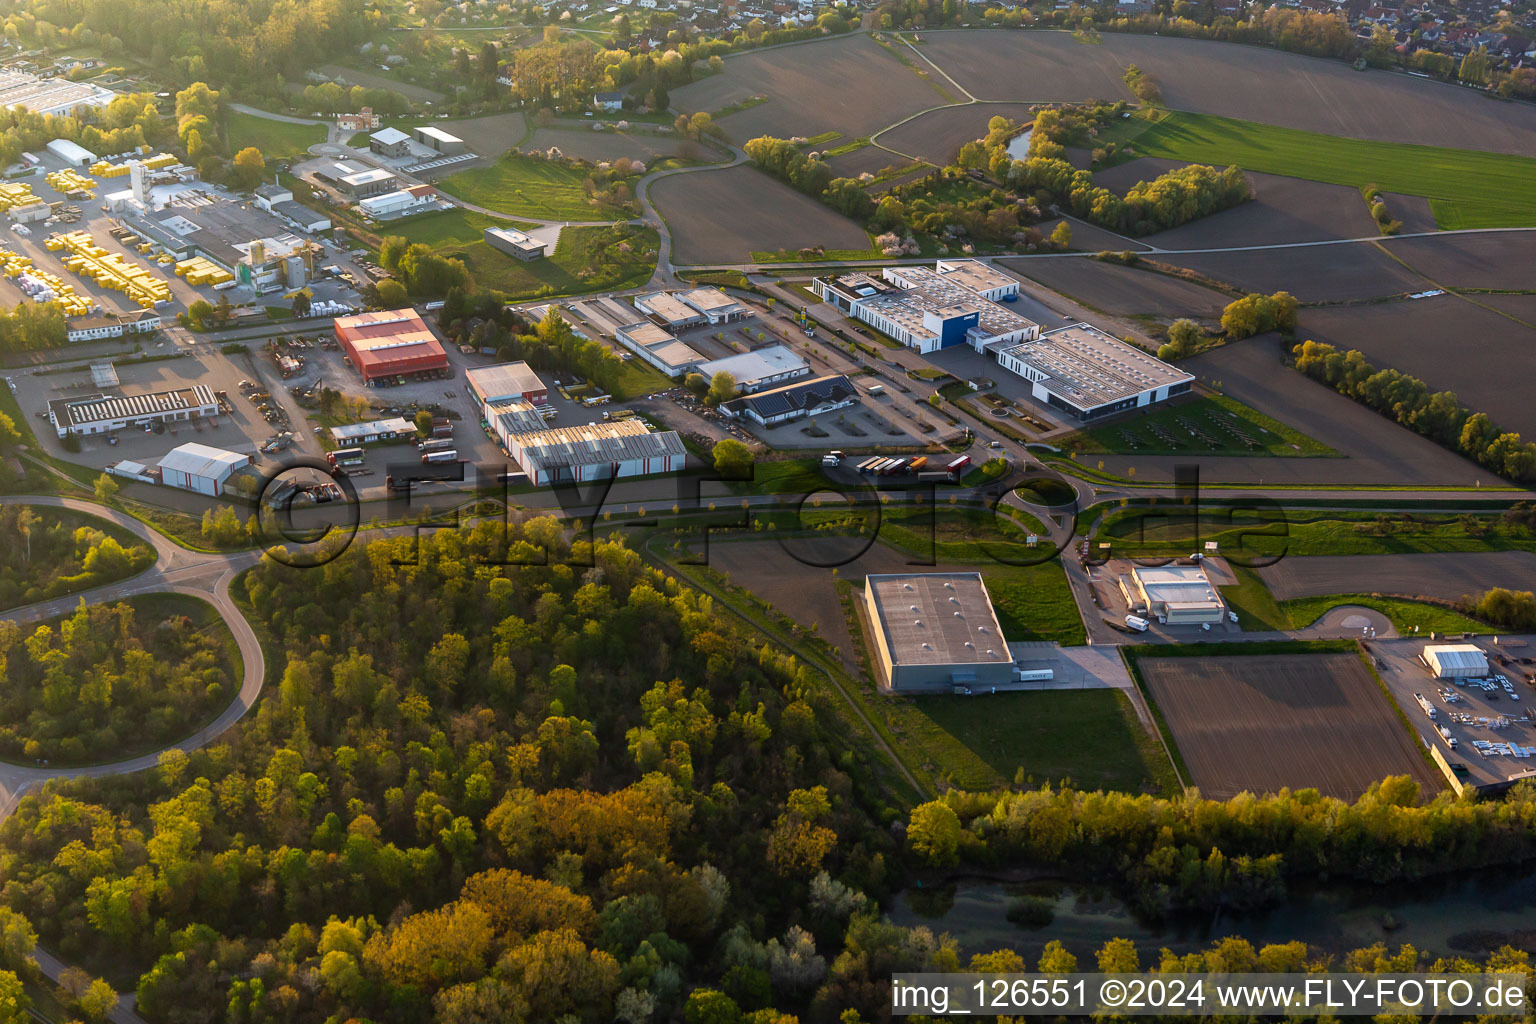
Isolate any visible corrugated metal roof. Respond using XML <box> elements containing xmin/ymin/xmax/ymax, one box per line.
<box><xmin>157</xmin><ymin>442</ymin><xmax>248</xmax><ymax>479</ymax></box>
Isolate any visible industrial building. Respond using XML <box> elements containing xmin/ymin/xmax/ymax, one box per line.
<box><xmin>65</xmin><ymin>309</ymin><xmax>162</xmax><ymax>343</ymax></box>
<box><xmin>413</xmin><ymin>126</ymin><xmax>466</xmax><ymax>154</ymax></box>
<box><xmin>134</xmin><ymin>194</ymin><xmax>322</xmax><ymax>292</ymax></box>
<box><xmin>467</xmin><ymin>361</ymin><xmax>547</xmax><ymax>408</ymax></box>
<box><xmin>1425</xmin><ymin>644</ymin><xmax>1489</xmax><ymax>679</ymax></box>
<box><xmin>357</xmin><ymin>184</ymin><xmax>438</xmax><ymax>219</ymax></box>
<box><xmin>158</xmin><ymin>442</ymin><xmax>250</xmax><ymax>497</ymax></box>
<box><xmin>48</xmin><ymin>384</ymin><xmax>218</xmax><ymax>437</ymax></box>
<box><xmin>813</xmin><ymin>263</ymin><xmax>1038</xmax><ymax>355</ymax></box>
<box><xmin>486</xmin><ymin>400</ymin><xmax>550</xmax><ymax>450</ymax></box>
<box><xmin>695</xmin><ymin>345</ymin><xmax>810</xmax><ymax>394</ymax></box>
<box><xmin>502</xmin><ymin>419</ymin><xmax>688</xmax><ymax>485</ymax></box>
<box><xmin>635</xmin><ymin>291</ymin><xmax>706</xmax><ymax>329</ymax></box>
<box><xmin>484</xmin><ymin>226</ymin><xmax>546</xmax><ymax>261</ymax></box>
<box><xmin>45</xmin><ymin>138</ymin><xmax>97</xmax><ymax>168</ymax></box>
<box><xmin>1125</xmin><ymin>563</ymin><xmax>1226</xmax><ymax>625</ymax></box>
<box><xmin>1</xmin><ymin>73</ymin><xmax>113</xmax><ymax>117</ymax></box>
<box><xmin>932</xmin><ymin>257</ymin><xmax>1020</xmax><ymax>300</ymax></box>
<box><xmin>864</xmin><ymin>572</ymin><xmax>1013</xmax><ymax>692</ymax></box>
<box><xmin>994</xmin><ymin>323</ymin><xmax>1195</xmax><ymax>422</ymax></box>
<box><xmin>333</xmin><ymin>308</ymin><xmax>449</xmax><ymax>383</ymax></box>
<box><xmin>330</xmin><ymin>416</ymin><xmax>417</xmax><ymax>445</ymax></box>
<box><xmin>721</xmin><ymin>374</ymin><xmax>858</xmax><ymax>426</ymax></box>
<box><xmin>249</xmin><ymin>182</ymin><xmax>331</xmax><ymax>233</ymax></box>
<box><xmin>337</xmin><ymin>168</ymin><xmax>398</xmax><ymax>199</ymax></box>
<box><xmin>679</xmin><ymin>287</ymin><xmax>748</xmax><ymax>324</ymax></box>
<box><xmin>615</xmin><ymin>321</ymin><xmax>705</xmax><ymax>378</ymax></box>
<box><xmin>369</xmin><ymin>127</ymin><xmax>413</xmax><ymax>157</ymax></box>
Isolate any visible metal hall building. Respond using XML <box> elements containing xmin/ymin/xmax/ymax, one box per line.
<box><xmin>864</xmin><ymin>572</ymin><xmax>1014</xmax><ymax>692</ymax></box>
<box><xmin>333</xmin><ymin>309</ymin><xmax>450</xmax><ymax>383</ymax></box>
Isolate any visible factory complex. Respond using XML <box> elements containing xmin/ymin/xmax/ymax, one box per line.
<box><xmin>500</xmin><ymin>419</ymin><xmax>687</xmax><ymax>486</ymax></box>
<box><xmin>814</xmin><ymin>260</ymin><xmax>1037</xmax><ymax>355</ymax></box>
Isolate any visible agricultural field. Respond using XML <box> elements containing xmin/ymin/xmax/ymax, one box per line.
<box><xmin>317</xmin><ymin>63</ymin><xmax>445</xmax><ymax>103</ymax></box>
<box><xmin>914</xmin><ymin>30</ymin><xmax>1536</xmax><ymax>156</ymax></box>
<box><xmin>437</xmin><ymin>153</ymin><xmax>630</xmax><ymax>219</ymax></box>
<box><xmin>824</xmin><ymin>143</ymin><xmax>913</xmax><ymax>180</ymax></box>
<box><xmin>999</xmin><ymin>256</ymin><xmax>1230</xmax><ymax>318</ymax></box>
<box><xmin>1082</xmin><ymin>339</ymin><xmax>1488</xmax><ymax>487</ymax></box>
<box><xmin>436</xmin><ymin>111</ymin><xmax>529</xmax><ymax>153</ymax></box>
<box><xmin>1091</xmin><ymin>164</ymin><xmax>1384</xmax><ymax>247</ymax></box>
<box><xmin>671</xmin><ymin>34</ymin><xmax>943</xmax><ymax>143</ymax></box>
<box><xmin>1155</xmin><ymin>245</ymin><xmax>1424</xmax><ymax>303</ymax></box>
<box><xmin>1300</xmin><ymin>295</ymin><xmax>1536</xmax><ymax>438</ymax></box>
<box><xmin>650</xmin><ymin>164</ymin><xmax>871</xmax><ymax>265</ymax></box>
<box><xmin>519</xmin><ymin>127</ymin><xmax>689</xmax><ymax>164</ymax></box>
<box><xmin>223</xmin><ymin>111</ymin><xmax>326</xmax><ymax>160</ymax></box>
<box><xmin>1257</xmin><ymin>550</ymin><xmax>1536</xmax><ymax>605</ymax></box>
<box><xmin>1381</xmin><ymin>232</ymin><xmax>1536</xmax><ymax>291</ymax></box>
<box><xmin>1137</xmin><ymin>651</ymin><xmax>1443</xmax><ymax>800</ymax></box>
<box><xmin>1100</xmin><ymin>110</ymin><xmax>1536</xmax><ymax>228</ymax></box>
<box><xmin>1069</xmin><ymin>394</ymin><xmax>1334</xmax><ymax>457</ymax></box>
<box><xmin>874</xmin><ymin>101</ymin><xmax>1042</xmax><ymax>165</ymax></box>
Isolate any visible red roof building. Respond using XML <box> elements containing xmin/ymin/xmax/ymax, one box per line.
<box><xmin>333</xmin><ymin>308</ymin><xmax>450</xmax><ymax>383</ymax></box>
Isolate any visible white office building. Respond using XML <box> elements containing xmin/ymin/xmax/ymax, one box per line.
<box><xmin>814</xmin><ymin>263</ymin><xmax>1038</xmax><ymax>355</ymax></box>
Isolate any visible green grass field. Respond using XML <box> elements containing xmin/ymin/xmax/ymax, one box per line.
<box><xmin>224</xmin><ymin>111</ymin><xmax>326</xmax><ymax>161</ymax></box>
<box><xmin>906</xmin><ymin>689</ymin><xmax>1177</xmax><ymax>792</ymax></box>
<box><xmin>1218</xmin><ymin>563</ymin><xmax>1499</xmax><ymax>635</ymax></box>
<box><xmin>448</xmin><ymin>224</ymin><xmax>659</xmax><ymax>304</ymax></box>
<box><xmin>385</xmin><ymin>207</ymin><xmax>536</xmax><ymax>247</ymax></box>
<box><xmin>1096</xmin><ymin>506</ymin><xmax>1536</xmax><ymax>560</ymax></box>
<box><xmin>1070</xmin><ymin>395</ymin><xmax>1335</xmax><ymax>458</ymax></box>
<box><xmin>1101</xmin><ymin>110</ymin><xmax>1536</xmax><ymax>229</ymax></box>
<box><xmin>437</xmin><ymin>153</ymin><xmax>628</xmax><ymax>220</ymax></box>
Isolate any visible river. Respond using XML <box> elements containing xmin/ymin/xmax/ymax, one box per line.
<box><xmin>888</xmin><ymin>867</ymin><xmax>1536</xmax><ymax>959</ymax></box>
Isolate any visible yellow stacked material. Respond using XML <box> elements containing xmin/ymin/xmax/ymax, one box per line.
<box><xmin>137</xmin><ymin>241</ymin><xmax>153</xmax><ymax>253</ymax></box>
<box><xmin>156</xmin><ymin>253</ymin><xmax>174</xmax><ymax>265</ymax></box>
<box><xmin>89</xmin><ymin>152</ymin><xmax>177</xmax><ymax>178</ymax></box>
<box><xmin>0</xmin><ymin>181</ymin><xmax>40</xmax><ymax>210</ymax></box>
<box><xmin>0</xmin><ymin>246</ymin><xmax>95</xmax><ymax>314</ymax></box>
<box><xmin>174</xmin><ymin>255</ymin><xmax>234</xmax><ymax>286</ymax></box>
<box><xmin>49</xmin><ymin>230</ymin><xmax>172</xmax><ymax>309</ymax></box>
<box><xmin>45</xmin><ymin>169</ymin><xmax>96</xmax><ymax>195</ymax></box>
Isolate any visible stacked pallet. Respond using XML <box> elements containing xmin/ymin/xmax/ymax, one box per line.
<box><xmin>46</xmin><ymin>230</ymin><xmax>171</xmax><ymax>308</ymax></box>
<box><xmin>174</xmin><ymin>255</ymin><xmax>234</xmax><ymax>287</ymax></box>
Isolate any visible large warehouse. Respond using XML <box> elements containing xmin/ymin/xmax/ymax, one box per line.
<box><xmin>503</xmin><ymin>420</ymin><xmax>687</xmax><ymax>485</ymax></box>
<box><xmin>615</xmin><ymin>322</ymin><xmax>705</xmax><ymax>378</ymax></box>
<box><xmin>1126</xmin><ymin>563</ymin><xmax>1226</xmax><ymax>625</ymax></box>
<box><xmin>864</xmin><ymin>572</ymin><xmax>1014</xmax><ymax>692</ymax></box>
<box><xmin>333</xmin><ymin>309</ymin><xmax>449</xmax><ymax>383</ymax></box>
<box><xmin>157</xmin><ymin>443</ymin><xmax>250</xmax><ymax>496</ymax></box>
<box><xmin>48</xmin><ymin>384</ymin><xmax>218</xmax><ymax>437</ymax></box>
<box><xmin>696</xmin><ymin>345</ymin><xmax>810</xmax><ymax>394</ymax></box>
<box><xmin>813</xmin><ymin>262</ymin><xmax>1038</xmax><ymax>355</ymax></box>
<box><xmin>1425</xmin><ymin>644</ymin><xmax>1489</xmax><ymax>679</ymax></box>
<box><xmin>467</xmin><ymin>361</ymin><xmax>547</xmax><ymax>408</ymax></box>
<box><xmin>994</xmin><ymin>323</ymin><xmax>1194</xmax><ymax>422</ymax></box>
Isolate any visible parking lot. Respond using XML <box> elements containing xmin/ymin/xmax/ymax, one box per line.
<box><xmin>1369</xmin><ymin>635</ymin><xmax>1536</xmax><ymax>793</ymax></box>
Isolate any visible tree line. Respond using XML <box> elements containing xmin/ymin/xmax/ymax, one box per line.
<box><xmin>0</xmin><ymin>300</ymin><xmax>66</xmax><ymax>354</ymax></box>
<box><xmin>904</xmin><ymin>775</ymin><xmax>1536</xmax><ymax>919</ymax></box>
<box><xmin>1294</xmin><ymin>339</ymin><xmax>1536</xmax><ymax>485</ymax></box>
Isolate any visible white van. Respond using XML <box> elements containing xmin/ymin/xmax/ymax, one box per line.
<box><xmin>1125</xmin><ymin>615</ymin><xmax>1150</xmax><ymax>632</ymax></box>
